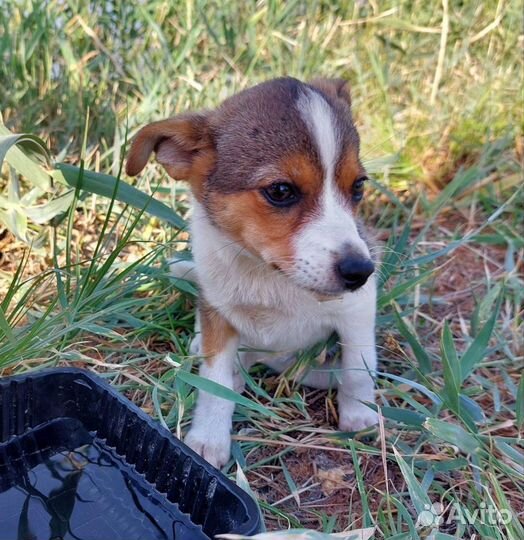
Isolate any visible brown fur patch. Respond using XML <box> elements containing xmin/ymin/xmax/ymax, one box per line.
<box><xmin>335</xmin><ymin>150</ymin><xmax>363</xmax><ymax>194</ymax></box>
<box><xmin>199</xmin><ymin>301</ymin><xmax>237</xmax><ymax>362</ymax></box>
<box><xmin>279</xmin><ymin>153</ymin><xmax>323</xmax><ymax>197</ymax></box>
<box><xmin>187</xmin><ymin>148</ymin><xmax>216</xmax><ymax>201</ymax></box>
<box><xmin>126</xmin><ymin>113</ymin><xmax>215</xmax><ymax>202</ymax></box>
<box><xmin>207</xmin><ymin>190</ymin><xmax>297</xmax><ymax>271</ymax></box>
<box><xmin>206</xmin><ymin>152</ymin><xmax>324</xmax><ymax>271</ymax></box>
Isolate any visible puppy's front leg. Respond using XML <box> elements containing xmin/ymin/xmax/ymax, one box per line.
<box><xmin>185</xmin><ymin>302</ymin><xmax>239</xmax><ymax>468</ymax></box>
<box><xmin>336</xmin><ymin>295</ymin><xmax>379</xmax><ymax>432</ymax></box>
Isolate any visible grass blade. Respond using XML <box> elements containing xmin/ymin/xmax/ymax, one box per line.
<box><xmin>440</xmin><ymin>322</ymin><xmax>461</xmax><ymax>413</ymax></box>
<box><xmin>175</xmin><ymin>369</ymin><xmax>280</xmax><ymax>419</ymax></box>
<box><xmin>460</xmin><ymin>295</ymin><xmax>501</xmax><ymax>382</ymax></box>
<box><xmin>423</xmin><ymin>418</ymin><xmax>480</xmax><ymax>455</ymax></box>
<box><xmin>54</xmin><ymin>164</ymin><xmax>186</xmax><ymax>229</ymax></box>
<box><xmin>392</xmin><ymin>447</ymin><xmax>432</xmax><ymax>515</ymax></box>
<box><xmin>0</xmin><ymin>128</ymin><xmax>51</xmax><ymax>190</ymax></box>
<box><xmin>517</xmin><ymin>375</ymin><xmax>524</xmax><ymax>431</ymax></box>
<box><xmin>394</xmin><ymin>310</ymin><xmax>432</xmax><ymax>374</ymax></box>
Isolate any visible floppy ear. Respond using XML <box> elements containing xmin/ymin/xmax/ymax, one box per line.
<box><xmin>309</xmin><ymin>78</ymin><xmax>351</xmax><ymax>106</ymax></box>
<box><xmin>126</xmin><ymin>112</ymin><xmax>215</xmax><ymax>193</ymax></box>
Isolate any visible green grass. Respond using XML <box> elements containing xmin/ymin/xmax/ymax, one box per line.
<box><xmin>1</xmin><ymin>1</ymin><xmax>523</xmax><ymax>538</ymax></box>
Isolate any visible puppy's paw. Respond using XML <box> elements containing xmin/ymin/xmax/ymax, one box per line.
<box><xmin>339</xmin><ymin>400</ymin><xmax>378</xmax><ymax>432</ymax></box>
<box><xmin>184</xmin><ymin>426</ymin><xmax>231</xmax><ymax>469</ymax></box>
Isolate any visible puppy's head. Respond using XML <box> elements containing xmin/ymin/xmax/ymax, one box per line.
<box><xmin>127</xmin><ymin>77</ymin><xmax>374</xmax><ymax>296</ymax></box>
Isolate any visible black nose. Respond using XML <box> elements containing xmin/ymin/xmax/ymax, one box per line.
<box><xmin>336</xmin><ymin>256</ymin><xmax>375</xmax><ymax>291</ymax></box>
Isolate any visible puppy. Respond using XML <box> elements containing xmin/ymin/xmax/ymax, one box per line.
<box><xmin>126</xmin><ymin>77</ymin><xmax>378</xmax><ymax>468</ymax></box>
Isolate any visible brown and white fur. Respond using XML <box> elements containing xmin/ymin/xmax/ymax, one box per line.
<box><xmin>126</xmin><ymin>77</ymin><xmax>378</xmax><ymax>468</ymax></box>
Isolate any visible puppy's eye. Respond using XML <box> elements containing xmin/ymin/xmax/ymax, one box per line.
<box><xmin>352</xmin><ymin>176</ymin><xmax>368</xmax><ymax>202</ymax></box>
<box><xmin>262</xmin><ymin>182</ymin><xmax>299</xmax><ymax>207</ymax></box>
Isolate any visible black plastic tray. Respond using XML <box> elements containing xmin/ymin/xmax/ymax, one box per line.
<box><xmin>0</xmin><ymin>368</ymin><xmax>261</xmax><ymax>540</ymax></box>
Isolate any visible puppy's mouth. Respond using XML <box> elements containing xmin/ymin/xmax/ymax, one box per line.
<box><xmin>269</xmin><ymin>262</ymin><xmax>346</xmax><ymax>300</ymax></box>
<box><xmin>309</xmin><ymin>287</ymin><xmax>346</xmax><ymax>301</ymax></box>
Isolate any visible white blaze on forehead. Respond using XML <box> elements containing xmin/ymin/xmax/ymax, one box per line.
<box><xmin>296</xmin><ymin>88</ymin><xmax>365</xmax><ymax>246</ymax></box>
<box><xmin>297</xmin><ymin>88</ymin><xmax>339</xmax><ymax>178</ymax></box>
<box><xmin>291</xmin><ymin>88</ymin><xmax>370</xmax><ymax>293</ymax></box>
